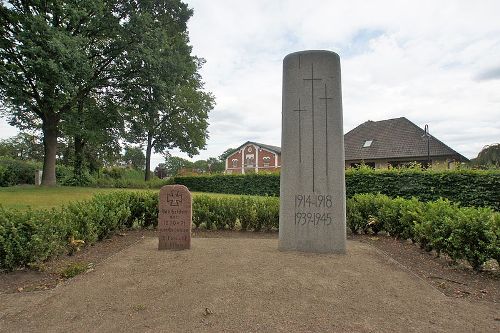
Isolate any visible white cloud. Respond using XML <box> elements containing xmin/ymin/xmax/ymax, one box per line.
<box><xmin>181</xmin><ymin>0</ymin><xmax>500</xmax><ymax>160</ymax></box>
<box><xmin>2</xmin><ymin>0</ymin><xmax>500</xmax><ymax>165</ymax></box>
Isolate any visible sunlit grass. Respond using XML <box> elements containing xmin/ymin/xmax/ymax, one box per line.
<box><xmin>0</xmin><ymin>186</ymin><xmax>153</xmax><ymax>210</ymax></box>
<box><xmin>0</xmin><ymin>185</ymin><xmax>257</xmax><ymax>210</ymax></box>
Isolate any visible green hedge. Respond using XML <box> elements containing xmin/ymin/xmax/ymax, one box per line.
<box><xmin>345</xmin><ymin>168</ymin><xmax>500</xmax><ymax>211</ymax></box>
<box><xmin>173</xmin><ymin>169</ymin><xmax>500</xmax><ymax>210</ymax></box>
<box><xmin>0</xmin><ymin>158</ymin><xmax>38</xmax><ymax>186</ymax></box>
<box><xmin>174</xmin><ymin>173</ymin><xmax>280</xmax><ymax>196</ymax></box>
<box><xmin>0</xmin><ymin>191</ymin><xmax>159</xmax><ymax>270</ymax></box>
<box><xmin>1</xmin><ymin>191</ymin><xmax>498</xmax><ymax>271</ymax></box>
<box><xmin>0</xmin><ymin>192</ymin><xmax>278</xmax><ymax>270</ymax></box>
<box><xmin>193</xmin><ymin>195</ymin><xmax>279</xmax><ymax>231</ymax></box>
<box><xmin>347</xmin><ymin>193</ymin><xmax>500</xmax><ymax>270</ymax></box>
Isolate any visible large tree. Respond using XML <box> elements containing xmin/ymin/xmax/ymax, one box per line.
<box><xmin>121</xmin><ymin>3</ymin><xmax>214</xmax><ymax>181</ymax></box>
<box><xmin>0</xmin><ymin>0</ymin><xmax>196</xmax><ymax>185</ymax></box>
<box><xmin>0</xmin><ymin>1</ymin><xmax>132</xmax><ymax>185</ymax></box>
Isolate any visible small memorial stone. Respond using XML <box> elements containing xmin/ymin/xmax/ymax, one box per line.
<box><xmin>279</xmin><ymin>50</ymin><xmax>346</xmax><ymax>253</ymax></box>
<box><xmin>158</xmin><ymin>185</ymin><xmax>192</xmax><ymax>250</ymax></box>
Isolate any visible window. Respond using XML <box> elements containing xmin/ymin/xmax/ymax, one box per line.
<box><xmin>363</xmin><ymin>140</ymin><xmax>373</xmax><ymax>148</ymax></box>
<box><xmin>263</xmin><ymin>156</ymin><xmax>271</xmax><ymax>167</ymax></box>
<box><xmin>245</xmin><ymin>155</ymin><xmax>254</xmax><ymax>167</ymax></box>
<box><xmin>232</xmin><ymin>159</ymin><xmax>238</xmax><ymax>168</ymax></box>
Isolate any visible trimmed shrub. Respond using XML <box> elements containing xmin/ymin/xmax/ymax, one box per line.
<box><xmin>173</xmin><ymin>169</ymin><xmax>500</xmax><ymax>210</ymax></box>
<box><xmin>1</xmin><ymin>191</ymin><xmax>498</xmax><ymax>271</ymax></box>
<box><xmin>345</xmin><ymin>193</ymin><xmax>500</xmax><ymax>270</ymax></box>
<box><xmin>174</xmin><ymin>173</ymin><xmax>280</xmax><ymax>196</ymax></box>
<box><xmin>0</xmin><ymin>192</ymin><xmax>280</xmax><ymax>270</ymax></box>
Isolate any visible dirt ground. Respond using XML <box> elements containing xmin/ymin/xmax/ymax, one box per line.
<box><xmin>1</xmin><ymin>231</ymin><xmax>499</xmax><ymax>332</ymax></box>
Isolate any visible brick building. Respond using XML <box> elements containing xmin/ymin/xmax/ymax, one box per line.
<box><xmin>225</xmin><ymin>141</ymin><xmax>281</xmax><ymax>174</ymax></box>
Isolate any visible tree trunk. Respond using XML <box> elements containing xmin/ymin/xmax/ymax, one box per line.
<box><xmin>41</xmin><ymin>114</ymin><xmax>59</xmax><ymax>186</ymax></box>
<box><xmin>74</xmin><ymin>135</ymin><xmax>85</xmax><ymax>179</ymax></box>
<box><xmin>145</xmin><ymin>133</ymin><xmax>153</xmax><ymax>181</ymax></box>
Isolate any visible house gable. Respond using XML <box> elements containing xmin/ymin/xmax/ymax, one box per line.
<box><xmin>225</xmin><ymin>141</ymin><xmax>281</xmax><ymax>174</ymax></box>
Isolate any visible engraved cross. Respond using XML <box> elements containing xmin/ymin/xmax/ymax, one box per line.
<box><xmin>319</xmin><ymin>84</ymin><xmax>333</xmax><ymax>177</ymax></box>
<box><xmin>167</xmin><ymin>192</ymin><xmax>183</xmax><ymax>206</ymax></box>
<box><xmin>293</xmin><ymin>98</ymin><xmax>308</xmax><ymax>163</ymax></box>
<box><xmin>303</xmin><ymin>63</ymin><xmax>322</xmax><ymax>192</ymax></box>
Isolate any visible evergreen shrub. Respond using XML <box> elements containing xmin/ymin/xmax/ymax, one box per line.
<box><xmin>1</xmin><ymin>191</ymin><xmax>498</xmax><ymax>271</ymax></box>
<box><xmin>174</xmin><ymin>169</ymin><xmax>500</xmax><ymax>210</ymax></box>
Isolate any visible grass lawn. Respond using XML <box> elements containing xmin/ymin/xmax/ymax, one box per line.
<box><xmin>0</xmin><ymin>186</ymin><xmax>251</xmax><ymax>210</ymax></box>
<box><xmin>0</xmin><ymin>186</ymin><xmax>151</xmax><ymax>210</ymax></box>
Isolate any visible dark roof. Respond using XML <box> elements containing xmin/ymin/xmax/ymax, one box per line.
<box><xmin>344</xmin><ymin>117</ymin><xmax>468</xmax><ymax>161</ymax></box>
<box><xmin>235</xmin><ymin>141</ymin><xmax>281</xmax><ymax>154</ymax></box>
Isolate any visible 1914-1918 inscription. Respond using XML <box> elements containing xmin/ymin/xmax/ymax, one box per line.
<box><xmin>294</xmin><ymin>194</ymin><xmax>333</xmax><ymax>225</ymax></box>
<box><xmin>158</xmin><ymin>185</ymin><xmax>192</xmax><ymax>250</ymax></box>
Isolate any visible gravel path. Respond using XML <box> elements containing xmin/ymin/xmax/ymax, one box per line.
<box><xmin>1</xmin><ymin>237</ymin><xmax>499</xmax><ymax>332</ymax></box>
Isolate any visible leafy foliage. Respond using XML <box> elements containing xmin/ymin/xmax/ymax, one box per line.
<box><xmin>120</xmin><ymin>1</ymin><xmax>214</xmax><ymax>180</ymax></box>
<box><xmin>164</xmin><ymin>155</ymin><xmax>194</xmax><ymax>176</ymax></box>
<box><xmin>123</xmin><ymin>147</ymin><xmax>145</xmax><ymax>170</ymax></box>
<box><xmin>1</xmin><ymin>190</ymin><xmax>498</xmax><ymax>271</ymax></box>
<box><xmin>346</xmin><ymin>193</ymin><xmax>499</xmax><ymax>270</ymax></box>
<box><xmin>0</xmin><ymin>133</ymin><xmax>44</xmax><ymax>161</ymax></box>
<box><xmin>174</xmin><ymin>169</ymin><xmax>500</xmax><ymax>210</ymax></box>
<box><xmin>471</xmin><ymin>143</ymin><xmax>500</xmax><ymax>167</ymax></box>
<box><xmin>0</xmin><ymin>0</ymin><xmax>212</xmax><ymax>185</ymax></box>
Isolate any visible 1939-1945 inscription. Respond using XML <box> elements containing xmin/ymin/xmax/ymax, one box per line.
<box><xmin>294</xmin><ymin>194</ymin><xmax>333</xmax><ymax>225</ymax></box>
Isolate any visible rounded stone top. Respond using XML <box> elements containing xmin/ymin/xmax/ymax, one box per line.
<box><xmin>283</xmin><ymin>50</ymin><xmax>340</xmax><ymax>62</ymax></box>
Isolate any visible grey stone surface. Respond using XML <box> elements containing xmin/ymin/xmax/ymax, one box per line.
<box><xmin>34</xmin><ymin>170</ymin><xmax>42</xmax><ymax>186</ymax></box>
<box><xmin>279</xmin><ymin>50</ymin><xmax>346</xmax><ymax>253</ymax></box>
<box><xmin>158</xmin><ymin>185</ymin><xmax>192</xmax><ymax>250</ymax></box>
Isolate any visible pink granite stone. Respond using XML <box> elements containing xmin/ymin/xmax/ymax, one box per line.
<box><xmin>158</xmin><ymin>185</ymin><xmax>192</xmax><ymax>250</ymax></box>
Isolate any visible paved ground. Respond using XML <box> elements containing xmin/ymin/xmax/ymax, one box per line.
<box><xmin>1</xmin><ymin>237</ymin><xmax>499</xmax><ymax>332</ymax></box>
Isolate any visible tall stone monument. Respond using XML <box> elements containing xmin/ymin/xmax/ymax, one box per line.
<box><xmin>158</xmin><ymin>185</ymin><xmax>192</xmax><ymax>250</ymax></box>
<box><xmin>279</xmin><ymin>50</ymin><xmax>346</xmax><ymax>253</ymax></box>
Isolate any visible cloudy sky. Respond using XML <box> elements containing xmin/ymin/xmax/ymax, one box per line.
<box><xmin>1</xmin><ymin>0</ymin><xmax>500</xmax><ymax>167</ymax></box>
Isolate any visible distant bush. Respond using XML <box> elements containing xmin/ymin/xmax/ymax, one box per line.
<box><xmin>174</xmin><ymin>168</ymin><xmax>500</xmax><ymax>210</ymax></box>
<box><xmin>0</xmin><ymin>158</ymin><xmax>74</xmax><ymax>186</ymax></box>
<box><xmin>91</xmin><ymin>176</ymin><xmax>173</xmax><ymax>189</ymax></box>
<box><xmin>174</xmin><ymin>173</ymin><xmax>280</xmax><ymax>196</ymax></box>
<box><xmin>101</xmin><ymin>166</ymin><xmax>126</xmax><ymax>180</ymax></box>
<box><xmin>0</xmin><ymin>158</ymin><xmax>38</xmax><ymax>186</ymax></box>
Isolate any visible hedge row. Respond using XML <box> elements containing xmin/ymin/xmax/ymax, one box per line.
<box><xmin>193</xmin><ymin>195</ymin><xmax>279</xmax><ymax>231</ymax></box>
<box><xmin>347</xmin><ymin>194</ymin><xmax>499</xmax><ymax>270</ymax></box>
<box><xmin>173</xmin><ymin>169</ymin><xmax>500</xmax><ymax>210</ymax></box>
<box><xmin>1</xmin><ymin>192</ymin><xmax>498</xmax><ymax>271</ymax></box>
<box><xmin>175</xmin><ymin>173</ymin><xmax>280</xmax><ymax>196</ymax></box>
<box><xmin>0</xmin><ymin>192</ymin><xmax>158</xmax><ymax>270</ymax></box>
